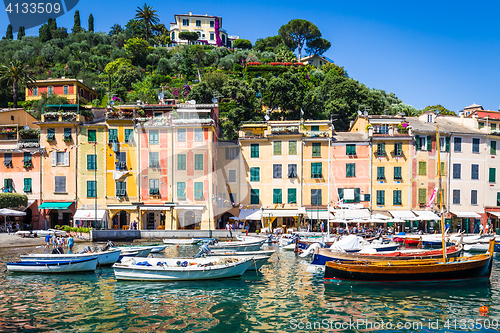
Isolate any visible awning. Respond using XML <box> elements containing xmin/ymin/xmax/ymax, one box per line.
<box><xmin>412</xmin><ymin>210</ymin><xmax>440</xmax><ymax>221</ymax></box>
<box><xmin>332</xmin><ymin>209</ymin><xmax>370</xmax><ymax>220</ymax></box>
<box><xmin>262</xmin><ymin>208</ymin><xmax>305</xmax><ymax>217</ymax></box>
<box><xmin>306</xmin><ymin>211</ymin><xmax>331</xmax><ymax>220</ymax></box>
<box><xmin>174</xmin><ymin>205</ymin><xmax>205</xmax><ymax>211</ymax></box>
<box><xmin>389</xmin><ymin>210</ymin><xmax>416</xmax><ymax>219</ymax></box>
<box><xmin>239</xmin><ymin>209</ymin><xmax>262</xmax><ymax>220</ymax></box>
<box><xmin>487</xmin><ymin>211</ymin><xmax>500</xmax><ymax>218</ymax></box>
<box><xmin>451</xmin><ymin>211</ymin><xmax>481</xmax><ymax>218</ymax></box>
<box><xmin>140</xmin><ymin>205</ymin><xmax>172</xmax><ymax>211</ymax></box>
<box><xmin>22</xmin><ymin>199</ymin><xmax>36</xmax><ymax>211</ymax></box>
<box><xmin>38</xmin><ymin>202</ymin><xmax>73</xmax><ymax>210</ymax></box>
<box><xmin>74</xmin><ymin>209</ymin><xmax>107</xmax><ymax>221</ymax></box>
<box><xmin>107</xmin><ymin>205</ymin><xmax>137</xmax><ymax>210</ymax></box>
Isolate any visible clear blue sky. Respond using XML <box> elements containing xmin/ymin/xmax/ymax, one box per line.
<box><xmin>2</xmin><ymin>1</ymin><xmax>499</xmax><ymax>112</ymax></box>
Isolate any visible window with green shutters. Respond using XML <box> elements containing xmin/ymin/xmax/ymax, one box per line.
<box><xmin>376</xmin><ymin>190</ymin><xmax>385</xmax><ymax>205</ymax></box>
<box><xmin>4</xmin><ymin>179</ymin><xmax>13</xmax><ymax>192</ymax></box>
<box><xmin>289</xmin><ymin>141</ymin><xmax>297</xmax><ymax>155</ymax></box>
<box><xmin>149</xmin><ymin>179</ymin><xmax>160</xmax><ymax>195</ymax></box>
<box><xmin>491</xmin><ymin>140</ymin><xmax>497</xmax><ymax>155</ymax></box>
<box><xmin>273</xmin><ymin>141</ymin><xmax>282</xmax><ymax>155</ymax></box>
<box><xmin>394</xmin><ymin>167</ymin><xmax>402</xmax><ymax>180</ymax></box>
<box><xmin>87</xmin><ymin>181</ymin><xmax>96</xmax><ymax>198</ymax></box>
<box><xmin>490</xmin><ymin>168</ymin><xmax>496</xmax><ymax>182</ymax></box>
<box><xmin>23</xmin><ymin>178</ymin><xmax>32</xmax><ymax>193</ymax></box>
<box><xmin>195</xmin><ymin>154</ymin><xmax>203</xmax><ymax>170</ymax></box>
<box><xmin>377</xmin><ymin>143</ymin><xmax>385</xmax><ymax>156</ymax></box>
<box><xmin>273</xmin><ymin>189</ymin><xmax>282</xmax><ymax>204</ymax></box>
<box><xmin>250</xmin><ymin>144</ymin><xmax>259</xmax><ymax>158</ymax></box>
<box><xmin>393</xmin><ymin>190</ymin><xmax>402</xmax><ymax>205</ymax></box>
<box><xmin>311</xmin><ymin>189</ymin><xmax>322</xmax><ymax>205</ymax></box>
<box><xmin>288</xmin><ymin>188</ymin><xmax>297</xmax><ymax>204</ymax></box>
<box><xmin>250</xmin><ymin>167</ymin><xmax>260</xmax><ymax>181</ymax></box>
<box><xmin>87</xmin><ymin>154</ymin><xmax>96</xmax><ymax>170</ymax></box>
<box><xmin>426</xmin><ymin>135</ymin><xmax>432</xmax><ymax>151</ymax></box>
<box><xmin>440</xmin><ymin>162</ymin><xmax>446</xmax><ymax>175</ymax></box>
<box><xmin>194</xmin><ymin>182</ymin><xmax>204</xmax><ymax>200</ymax></box>
<box><xmin>346</xmin><ymin>144</ymin><xmax>356</xmax><ymax>155</ymax></box>
<box><xmin>415</xmin><ymin>135</ymin><xmax>420</xmax><ymax>150</ymax></box>
<box><xmin>311</xmin><ymin>162</ymin><xmax>322</xmax><ymax>178</ymax></box>
<box><xmin>338</xmin><ymin>188</ymin><xmax>344</xmax><ymax>200</ymax></box>
<box><xmin>497</xmin><ymin>192</ymin><xmax>500</xmax><ymax>206</ymax></box>
<box><xmin>418</xmin><ymin>188</ymin><xmax>426</xmax><ymax>204</ymax></box>
<box><xmin>63</xmin><ymin>128</ymin><xmax>72</xmax><ymax>141</ymax></box>
<box><xmin>109</xmin><ymin>129</ymin><xmax>118</xmax><ymax>142</ymax></box>
<box><xmin>311</xmin><ymin>125</ymin><xmax>319</xmax><ymax>132</ymax></box>
<box><xmin>394</xmin><ymin>142</ymin><xmax>403</xmax><ymax>156</ymax></box>
<box><xmin>346</xmin><ymin>163</ymin><xmax>355</xmax><ymax>177</ymax></box>
<box><xmin>445</xmin><ymin>137</ymin><xmax>450</xmax><ymax>152</ymax></box>
<box><xmin>479</xmin><ymin>122</ymin><xmax>485</xmax><ymax>129</ymax></box>
<box><xmin>116</xmin><ymin>181</ymin><xmax>126</xmax><ymax>197</ymax></box>
<box><xmin>47</xmin><ymin>128</ymin><xmax>55</xmax><ymax>141</ymax></box>
<box><xmin>125</xmin><ymin>129</ymin><xmax>133</xmax><ymax>143</ymax></box>
<box><xmin>492</xmin><ymin>123</ymin><xmax>497</xmax><ymax>131</ymax></box>
<box><xmin>354</xmin><ymin>188</ymin><xmax>360</xmax><ymax>203</ymax></box>
<box><xmin>149</xmin><ymin>130</ymin><xmax>159</xmax><ymax>144</ymax></box>
<box><xmin>176</xmin><ymin>154</ymin><xmax>186</xmax><ymax>170</ymax></box>
<box><xmin>177</xmin><ymin>182</ymin><xmax>186</xmax><ymax>199</ymax></box>
<box><xmin>312</xmin><ymin>142</ymin><xmax>321</xmax><ymax>157</ymax></box>
<box><xmin>419</xmin><ymin>161</ymin><xmax>427</xmax><ymax>175</ymax></box>
<box><xmin>377</xmin><ymin>167</ymin><xmax>385</xmax><ymax>180</ymax></box>
<box><xmin>250</xmin><ymin>189</ymin><xmax>259</xmax><ymax>204</ymax></box>
<box><xmin>88</xmin><ymin>129</ymin><xmax>96</xmax><ymax>143</ymax></box>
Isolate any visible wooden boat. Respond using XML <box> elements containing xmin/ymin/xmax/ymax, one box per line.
<box><xmin>207</xmin><ymin>239</ymin><xmax>265</xmax><ymax>252</ymax></box>
<box><xmin>113</xmin><ymin>257</ymin><xmax>252</xmax><ymax>281</ymax></box>
<box><xmin>324</xmin><ymin>240</ymin><xmax>494</xmax><ymax>282</ymax></box>
<box><xmin>7</xmin><ymin>257</ymin><xmax>98</xmax><ymax>273</ymax></box>
<box><xmin>162</xmin><ymin>238</ymin><xmax>202</xmax><ymax>245</ymax></box>
<box><xmin>311</xmin><ymin>244</ymin><xmax>463</xmax><ymax>266</ymax></box>
<box><xmin>20</xmin><ymin>250</ymin><xmax>121</xmax><ymax>266</ymax></box>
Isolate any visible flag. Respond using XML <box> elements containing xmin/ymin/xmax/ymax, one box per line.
<box><xmin>426</xmin><ymin>187</ymin><xmax>438</xmax><ymax>210</ymax></box>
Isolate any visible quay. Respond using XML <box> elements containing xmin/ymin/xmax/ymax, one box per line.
<box><xmin>90</xmin><ymin>229</ymin><xmax>234</xmax><ymax>242</ymax></box>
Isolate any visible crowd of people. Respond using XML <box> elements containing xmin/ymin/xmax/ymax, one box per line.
<box><xmin>44</xmin><ymin>233</ymin><xmax>74</xmax><ymax>252</ymax></box>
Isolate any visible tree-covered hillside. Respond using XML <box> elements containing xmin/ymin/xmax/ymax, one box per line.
<box><xmin>0</xmin><ymin>7</ymin><xmax>445</xmax><ymax>139</ymax></box>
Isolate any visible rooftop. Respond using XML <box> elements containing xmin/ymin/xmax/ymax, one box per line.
<box><xmin>332</xmin><ymin>132</ymin><xmax>368</xmax><ymax>142</ymax></box>
<box><xmin>406</xmin><ymin>117</ymin><xmax>482</xmax><ymax>134</ymax></box>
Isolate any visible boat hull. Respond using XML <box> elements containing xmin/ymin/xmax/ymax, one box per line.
<box><xmin>162</xmin><ymin>239</ymin><xmax>201</xmax><ymax>245</ymax></box>
<box><xmin>324</xmin><ymin>256</ymin><xmax>493</xmax><ymax>282</ymax></box>
<box><xmin>113</xmin><ymin>258</ymin><xmax>252</xmax><ymax>281</ymax></box>
<box><xmin>20</xmin><ymin>250</ymin><xmax>121</xmax><ymax>266</ymax></box>
<box><xmin>7</xmin><ymin>258</ymin><xmax>98</xmax><ymax>273</ymax></box>
<box><xmin>208</xmin><ymin>240</ymin><xmax>264</xmax><ymax>252</ymax></box>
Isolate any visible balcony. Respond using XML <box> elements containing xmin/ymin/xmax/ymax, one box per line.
<box><xmin>41</xmin><ymin>112</ymin><xmax>84</xmax><ymax>122</ymax></box>
<box><xmin>3</xmin><ymin>160</ymin><xmax>12</xmax><ymax>168</ymax></box>
<box><xmin>304</xmin><ymin>131</ymin><xmax>330</xmax><ymax>138</ymax></box>
<box><xmin>149</xmin><ymin>163</ymin><xmax>160</xmax><ymax>169</ymax></box>
<box><xmin>106</xmin><ymin>110</ymin><xmax>134</xmax><ymax>120</ymax></box>
<box><xmin>149</xmin><ymin>188</ymin><xmax>160</xmax><ymax>196</ymax></box>
<box><xmin>270</xmin><ymin>126</ymin><xmax>299</xmax><ymax>135</ymax></box>
<box><xmin>115</xmin><ymin>162</ymin><xmax>127</xmax><ymax>170</ymax></box>
<box><xmin>23</xmin><ymin>159</ymin><xmax>33</xmax><ymax>169</ymax></box>
<box><xmin>116</xmin><ymin>189</ymin><xmax>127</xmax><ymax>197</ymax></box>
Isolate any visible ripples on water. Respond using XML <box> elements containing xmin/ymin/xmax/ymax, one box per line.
<box><xmin>1</xmin><ymin>245</ymin><xmax>500</xmax><ymax>332</ymax></box>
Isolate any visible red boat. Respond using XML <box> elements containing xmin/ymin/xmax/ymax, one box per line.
<box><xmin>404</xmin><ymin>238</ymin><xmax>421</xmax><ymax>246</ymax></box>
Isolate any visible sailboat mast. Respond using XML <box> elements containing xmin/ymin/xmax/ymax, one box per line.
<box><xmin>436</xmin><ymin>126</ymin><xmax>447</xmax><ymax>263</ymax></box>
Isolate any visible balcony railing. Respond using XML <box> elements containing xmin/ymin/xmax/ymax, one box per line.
<box><xmin>115</xmin><ymin>162</ymin><xmax>127</xmax><ymax>170</ymax></box>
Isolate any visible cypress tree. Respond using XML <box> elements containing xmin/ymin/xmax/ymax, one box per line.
<box><xmin>6</xmin><ymin>24</ymin><xmax>13</xmax><ymax>40</ymax></box>
<box><xmin>17</xmin><ymin>26</ymin><xmax>25</xmax><ymax>40</ymax></box>
<box><xmin>72</xmin><ymin>10</ymin><xmax>81</xmax><ymax>33</ymax></box>
<box><xmin>39</xmin><ymin>23</ymin><xmax>51</xmax><ymax>42</ymax></box>
<box><xmin>88</xmin><ymin>14</ymin><xmax>94</xmax><ymax>32</ymax></box>
<box><xmin>48</xmin><ymin>18</ymin><xmax>57</xmax><ymax>30</ymax></box>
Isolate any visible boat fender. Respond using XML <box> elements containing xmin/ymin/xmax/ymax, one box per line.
<box><xmin>156</xmin><ymin>262</ymin><xmax>163</xmax><ymax>266</ymax></box>
<box><xmin>181</xmin><ymin>261</ymin><xmax>188</xmax><ymax>267</ymax></box>
<box><xmin>176</xmin><ymin>261</ymin><xmax>181</xmax><ymax>267</ymax></box>
<box><xmin>480</xmin><ymin>306</ymin><xmax>489</xmax><ymax>316</ymax></box>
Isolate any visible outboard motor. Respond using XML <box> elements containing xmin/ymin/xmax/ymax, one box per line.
<box><xmin>79</xmin><ymin>246</ymin><xmax>92</xmax><ymax>254</ymax></box>
<box><xmin>101</xmin><ymin>241</ymin><xmax>114</xmax><ymax>252</ymax></box>
<box><xmin>51</xmin><ymin>247</ymin><xmax>64</xmax><ymax>254</ymax></box>
<box><xmin>318</xmin><ymin>241</ymin><xmax>327</xmax><ymax>248</ymax></box>
<box><xmin>194</xmin><ymin>244</ymin><xmax>211</xmax><ymax>258</ymax></box>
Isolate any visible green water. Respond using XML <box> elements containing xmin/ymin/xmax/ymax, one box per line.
<box><xmin>1</xmin><ymin>244</ymin><xmax>500</xmax><ymax>332</ymax></box>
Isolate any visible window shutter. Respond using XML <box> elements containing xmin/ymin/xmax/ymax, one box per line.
<box><xmin>288</xmin><ymin>188</ymin><xmax>296</xmax><ymax>203</ymax></box>
<box><xmin>492</xmin><ymin>141</ymin><xmax>497</xmax><ymax>155</ymax></box>
<box><xmin>338</xmin><ymin>188</ymin><xmax>344</xmax><ymax>200</ymax></box>
<box><xmin>354</xmin><ymin>188</ymin><xmax>360</xmax><ymax>202</ymax></box>
<box><xmin>64</xmin><ymin>152</ymin><xmax>69</xmax><ymax>166</ymax></box>
<box><xmin>415</xmin><ymin>135</ymin><xmax>420</xmax><ymax>150</ymax></box>
<box><xmin>445</xmin><ymin>136</ymin><xmax>450</xmax><ymax>151</ymax></box>
<box><xmin>490</xmin><ymin>168</ymin><xmax>496</xmax><ymax>183</ymax></box>
<box><xmin>427</xmin><ymin>135</ymin><xmax>432</xmax><ymax>151</ymax></box>
<box><xmin>497</xmin><ymin>192</ymin><xmax>500</xmax><ymax>206</ymax></box>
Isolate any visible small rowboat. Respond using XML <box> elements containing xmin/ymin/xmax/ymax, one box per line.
<box><xmin>207</xmin><ymin>240</ymin><xmax>265</xmax><ymax>252</ymax></box>
<box><xmin>113</xmin><ymin>257</ymin><xmax>252</xmax><ymax>281</ymax></box>
<box><xmin>7</xmin><ymin>257</ymin><xmax>98</xmax><ymax>273</ymax></box>
<box><xmin>20</xmin><ymin>250</ymin><xmax>121</xmax><ymax>266</ymax></box>
<box><xmin>162</xmin><ymin>238</ymin><xmax>202</xmax><ymax>245</ymax></box>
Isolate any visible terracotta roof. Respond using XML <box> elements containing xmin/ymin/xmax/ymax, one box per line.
<box><xmin>406</xmin><ymin>117</ymin><xmax>482</xmax><ymax>134</ymax></box>
<box><xmin>464</xmin><ymin>103</ymin><xmax>483</xmax><ymax>110</ymax></box>
<box><xmin>473</xmin><ymin>111</ymin><xmax>500</xmax><ymax>120</ymax></box>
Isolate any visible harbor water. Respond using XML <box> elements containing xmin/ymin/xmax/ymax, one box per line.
<box><xmin>1</xmin><ymin>243</ymin><xmax>500</xmax><ymax>332</ymax></box>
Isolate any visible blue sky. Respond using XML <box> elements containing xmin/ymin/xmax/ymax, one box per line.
<box><xmin>2</xmin><ymin>1</ymin><xmax>500</xmax><ymax>112</ymax></box>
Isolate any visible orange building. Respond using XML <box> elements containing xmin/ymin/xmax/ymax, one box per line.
<box><xmin>25</xmin><ymin>78</ymin><xmax>99</xmax><ymax>104</ymax></box>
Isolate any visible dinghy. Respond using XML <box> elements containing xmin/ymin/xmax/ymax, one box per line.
<box><xmin>205</xmin><ymin>239</ymin><xmax>265</xmax><ymax>252</ymax></box>
<box><xmin>162</xmin><ymin>238</ymin><xmax>202</xmax><ymax>245</ymax></box>
<box><xmin>20</xmin><ymin>249</ymin><xmax>121</xmax><ymax>266</ymax></box>
<box><xmin>7</xmin><ymin>257</ymin><xmax>98</xmax><ymax>273</ymax></box>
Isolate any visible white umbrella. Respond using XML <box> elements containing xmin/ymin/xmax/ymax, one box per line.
<box><xmin>0</xmin><ymin>208</ymin><xmax>26</xmax><ymax>232</ymax></box>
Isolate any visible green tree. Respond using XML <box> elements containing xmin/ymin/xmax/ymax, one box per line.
<box><xmin>0</xmin><ymin>60</ymin><xmax>35</xmax><ymax>108</ymax></box>
<box><xmin>305</xmin><ymin>37</ymin><xmax>331</xmax><ymax>56</ymax></box>
<box><xmin>422</xmin><ymin>104</ymin><xmax>455</xmax><ymax>115</ymax></box>
<box><xmin>38</xmin><ymin>24</ymin><xmax>51</xmax><ymax>42</ymax></box>
<box><xmin>109</xmin><ymin>24</ymin><xmax>123</xmax><ymax>36</ymax></box>
<box><xmin>6</xmin><ymin>24</ymin><xmax>13</xmax><ymax>40</ymax></box>
<box><xmin>135</xmin><ymin>3</ymin><xmax>159</xmax><ymax>41</ymax></box>
<box><xmin>178</xmin><ymin>31</ymin><xmax>199</xmax><ymax>45</ymax></box>
<box><xmin>72</xmin><ymin>10</ymin><xmax>82</xmax><ymax>33</ymax></box>
<box><xmin>278</xmin><ymin>19</ymin><xmax>321</xmax><ymax>61</ymax></box>
<box><xmin>253</xmin><ymin>35</ymin><xmax>288</xmax><ymax>52</ymax></box>
<box><xmin>88</xmin><ymin>14</ymin><xmax>94</xmax><ymax>32</ymax></box>
<box><xmin>17</xmin><ymin>26</ymin><xmax>25</xmax><ymax>40</ymax></box>
<box><xmin>127</xmin><ymin>76</ymin><xmax>158</xmax><ymax>103</ymax></box>
<box><xmin>0</xmin><ymin>193</ymin><xmax>28</xmax><ymax>209</ymax></box>
<box><xmin>124</xmin><ymin>37</ymin><xmax>153</xmax><ymax>65</ymax></box>
<box><xmin>233</xmin><ymin>39</ymin><xmax>252</xmax><ymax>50</ymax></box>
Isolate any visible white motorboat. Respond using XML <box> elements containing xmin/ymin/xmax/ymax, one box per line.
<box><xmin>207</xmin><ymin>250</ymin><xmax>276</xmax><ymax>257</ymax></box>
<box><xmin>20</xmin><ymin>249</ymin><xmax>121</xmax><ymax>266</ymax></box>
<box><xmin>17</xmin><ymin>229</ymin><xmax>67</xmax><ymax>237</ymax></box>
<box><xmin>112</xmin><ymin>247</ymin><xmax>152</xmax><ymax>257</ymax></box>
<box><xmin>207</xmin><ymin>240</ymin><xmax>265</xmax><ymax>252</ymax></box>
<box><xmin>7</xmin><ymin>257</ymin><xmax>98</xmax><ymax>273</ymax></box>
<box><xmin>281</xmin><ymin>243</ymin><xmax>297</xmax><ymax>251</ymax></box>
<box><xmin>113</xmin><ymin>257</ymin><xmax>252</xmax><ymax>281</ymax></box>
<box><xmin>117</xmin><ymin>244</ymin><xmax>167</xmax><ymax>253</ymax></box>
<box><xmin>162</xmin><ymin>238</ymin><xmax>201</xmax><ymax>245</ymax></box>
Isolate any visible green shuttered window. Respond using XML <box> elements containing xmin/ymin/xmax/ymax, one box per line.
<box><xmin>393</xmin><ymin>190</ymin><xmax>402</xmax><ymax>205</ymax></box>
<box><xmin>87</xmin><ymin>154</ymin><xmax>96</xmax><ymax>170</ymax></box>
<box><xmin>177</xmin><ymin>182</ymin><xmax>186</xmax><ymax>199</ymax></box>
<box><xmin>273</xmin><ymin>189</ymin><xmax>282</xmax><ymax>204</ymax></box>
<box><xmin>87</xmin><ymin>181</ymin><xmax>96</xmax><ymax>198</ymax></box>
<box><xmin>490</xmin><ymin>168</ymin><xmax>496</xmax><ymax>183</ymax></box>
<box><xmin>418</xmin><ymin>161</ymin><xmax>426</xmax><ymax>175</ymax></box>
<box><xmin>273</xmin><ymin>141</ymin><xmax>282</xmax><ymax>155</ymax></box>
<box><xmin>194</xmin><ymin>182</ymin><xmax>204</xmax><ymax>200</ymax></box>
<box><xmin>312</xmin><ymin>142</ymin><xmax>321</xmax><ymax>157</ymax></box>
<box><xmin>289</xmin><ymin>141</ymin><xmax>297</xmax><ymax>155</ymax></box>
<box><xmin>195</xmin><ymin>154</ymin><xmax>204</xmax><ymax>170</ymax></box>
<box><xmin>251</xmin><ymin>189</ymin><xmax>259</xmax><ymax>204</ymax></box>
<box><xmin>346</xmin><ymin>163</ymin><xmax>355</xmax><ymax>177</ymax></box>
<box><xmin>250</xmin><ymin>144</ymin><xmax>259</xmax><ymax>158</ymax></box>
<box><xmin>491</xmin><ymin>140</ymin><xmax>497</xmax><ymax>155</ymax></box>
<box><xmin>418</xmin><ymin>188</ymin><xmax>426</xmax><ymax>204</ymax></box>
<box><xmin>377</xmin><ymin>167</ymin><xmax>385</xmax><ymax>180</ymax></box>
<box><xmin>288</xmin><ymin>188</ymin><xmax>297</xmax><ymax>204</ymax></box>
<box><xmin>177</xmin><ymin>154</ymin><xmax>186</xmax><ymax>170</ymax></box>
<box><xmin>250</xmin><ymin>167</ymin><xmax>260</xmax><ymax>181</ymax></box>
<box><xmin>311</xmin><ymin>162</ymin><xmax>322</xmax><ymax>178</ymax></box>
<box><xmin>376</xmin><ymin>190</ymin><xmax>385</xmax><ymax>205</ymax></box>
<box><xmin>394</xmin><ymin>167</ymin><xmax>402</xmax><ymax>180</ymax></box>
<box><xmin>23</xmin><ymin>178</ymin><xmax>32</xmax><ymax>193</ymax></box>
<box><xmin>346</xmin><ymin>144</ymin><xmax>356</xmax><ymax>155</ymax></box>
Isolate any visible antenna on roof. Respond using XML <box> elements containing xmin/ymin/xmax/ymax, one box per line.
<box><xmin>364</xmin><ymin>111</ymin><xmax>368</xmax><ymax>117</ymax></box>
<box><xmin>357</xmin><ymin>110</ymin><xmax>362</xmax><ymax>116</ymax></box>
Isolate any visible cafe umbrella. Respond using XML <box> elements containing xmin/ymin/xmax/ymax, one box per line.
<box><xmin>0</xmin><ymin>208</ymin><xmax>26</xmax><ymax>231</ymax></box>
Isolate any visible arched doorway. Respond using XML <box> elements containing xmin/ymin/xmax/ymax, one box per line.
<box><xmin>219</xmin><ymin>212</ymin><xmax>235</xmax><ymax>229</ymax></box>
<box><xmin>112</xmin><ymin>211</ymin><xmax>129</xmax><ymax>229</ymax></box>
<box><xmin>183</xmin><ymin>211</ymin><xmax>196</xmax><ymax>230</ymax></box>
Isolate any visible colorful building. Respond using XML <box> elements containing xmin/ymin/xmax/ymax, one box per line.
<box><xmin>0</xmin><ymin>108</ymin><xmax>42</xmax><ymax>228</ymax></box>
<box><xmin>25</xmin><ymin>78</ymin><xmax>99</xmax><ymax>104</ymax></box>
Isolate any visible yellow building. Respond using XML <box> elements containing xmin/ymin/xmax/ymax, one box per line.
<box><xmin>350</xmin><ymin>115</ymin><xmax>413</xmax><ymax>218</ymax></box>
<box><xmin>25</xmin><ymin>78</ymin><xmax>98</xmax><ymax>104</ymax></box>
<box><xmin>105</xmin><ymin>106</ymin><xmax>140</xmax><ymax>229</ymax></box>
<box><xmin>169</xmin><ymin>12</ymin><xmax>234</xmax><ymax>47</ymax></box>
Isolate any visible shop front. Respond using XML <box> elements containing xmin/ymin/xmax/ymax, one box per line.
<box><xmin>107</xmin><ymin>205</ymin><xmax>139</xmax><ymax>230</ymax></box>
<box><xmin>450</xmin><ymin>211</ymin><xmax>482</xmax><ymax>233</ymax></box>
<box><xmin>73</xmin><ymin>209</ymin><xmax>108</xmax><ymax>229</ymax></box>
<box><xmin>237</xmin><ymin>209</ymin><xmax>262</xmax><ymax>232</ymax></box>
<box><xmin>140</xmin><ymin>205</ymin><xmax>174</xmax><ymax>230</ymax></box>
<box><xmin>174</xmin><ymin>205</ymin><xmax>205</xmax><ymax>230</ymax></box>
<box><xmin>261</xmin><ymin>208</ymin><xmax>306</xmax><ymax>233</ymax></box>
<box><xmin>38</xmin><ymin>201</ymin><xmax>74</xmax><ymax>228</ymax></box>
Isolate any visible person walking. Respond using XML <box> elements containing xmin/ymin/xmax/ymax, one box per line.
<box><xmin>245</xmin><ymin>224</ymin><xmax>249</xmax><ymax>236</ymax></box>
<box><xmin>51</xmin><ymin>233</ymin><xmax>57</xmax><ymax>249</ymax></box>
<box><xmin>45</xmin><ymin>233</ymin><xmax>51</xmax><ymax>248</ymax></box>
<box><xmin>67</xmin><ymin>235</ymin><xmax>74</xmax><ymax>252</ymax></box>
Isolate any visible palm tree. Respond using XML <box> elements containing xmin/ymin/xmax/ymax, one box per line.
<box><xmin>135</xmin><ymin>3</ymin><xmax>160</xmax><ymax>41</ymax></box>
<box><xmin>0</xmin><ymin>60</ymin><xmax>35</xmax><ymax>108</ymax></box>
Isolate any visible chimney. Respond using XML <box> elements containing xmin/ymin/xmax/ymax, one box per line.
<box><xmin>368</xmin><ymin>127</ymin><xmax>373</xmax><ymax>137</ymax></box>
<box><xmin>189</xmin><ymin>11</ymin><xmax>192</xmax><ymax>16</ymax></box>
<box><xmin>389</xmin><ymin>125</ymin><xmax>394</xmax><ymax>136</ymax></box>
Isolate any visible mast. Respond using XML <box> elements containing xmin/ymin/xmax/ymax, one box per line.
<box><xmin>436</xmin><ymin>126</ymin><xmax>447</xmax><ymax>263</ymax></box>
